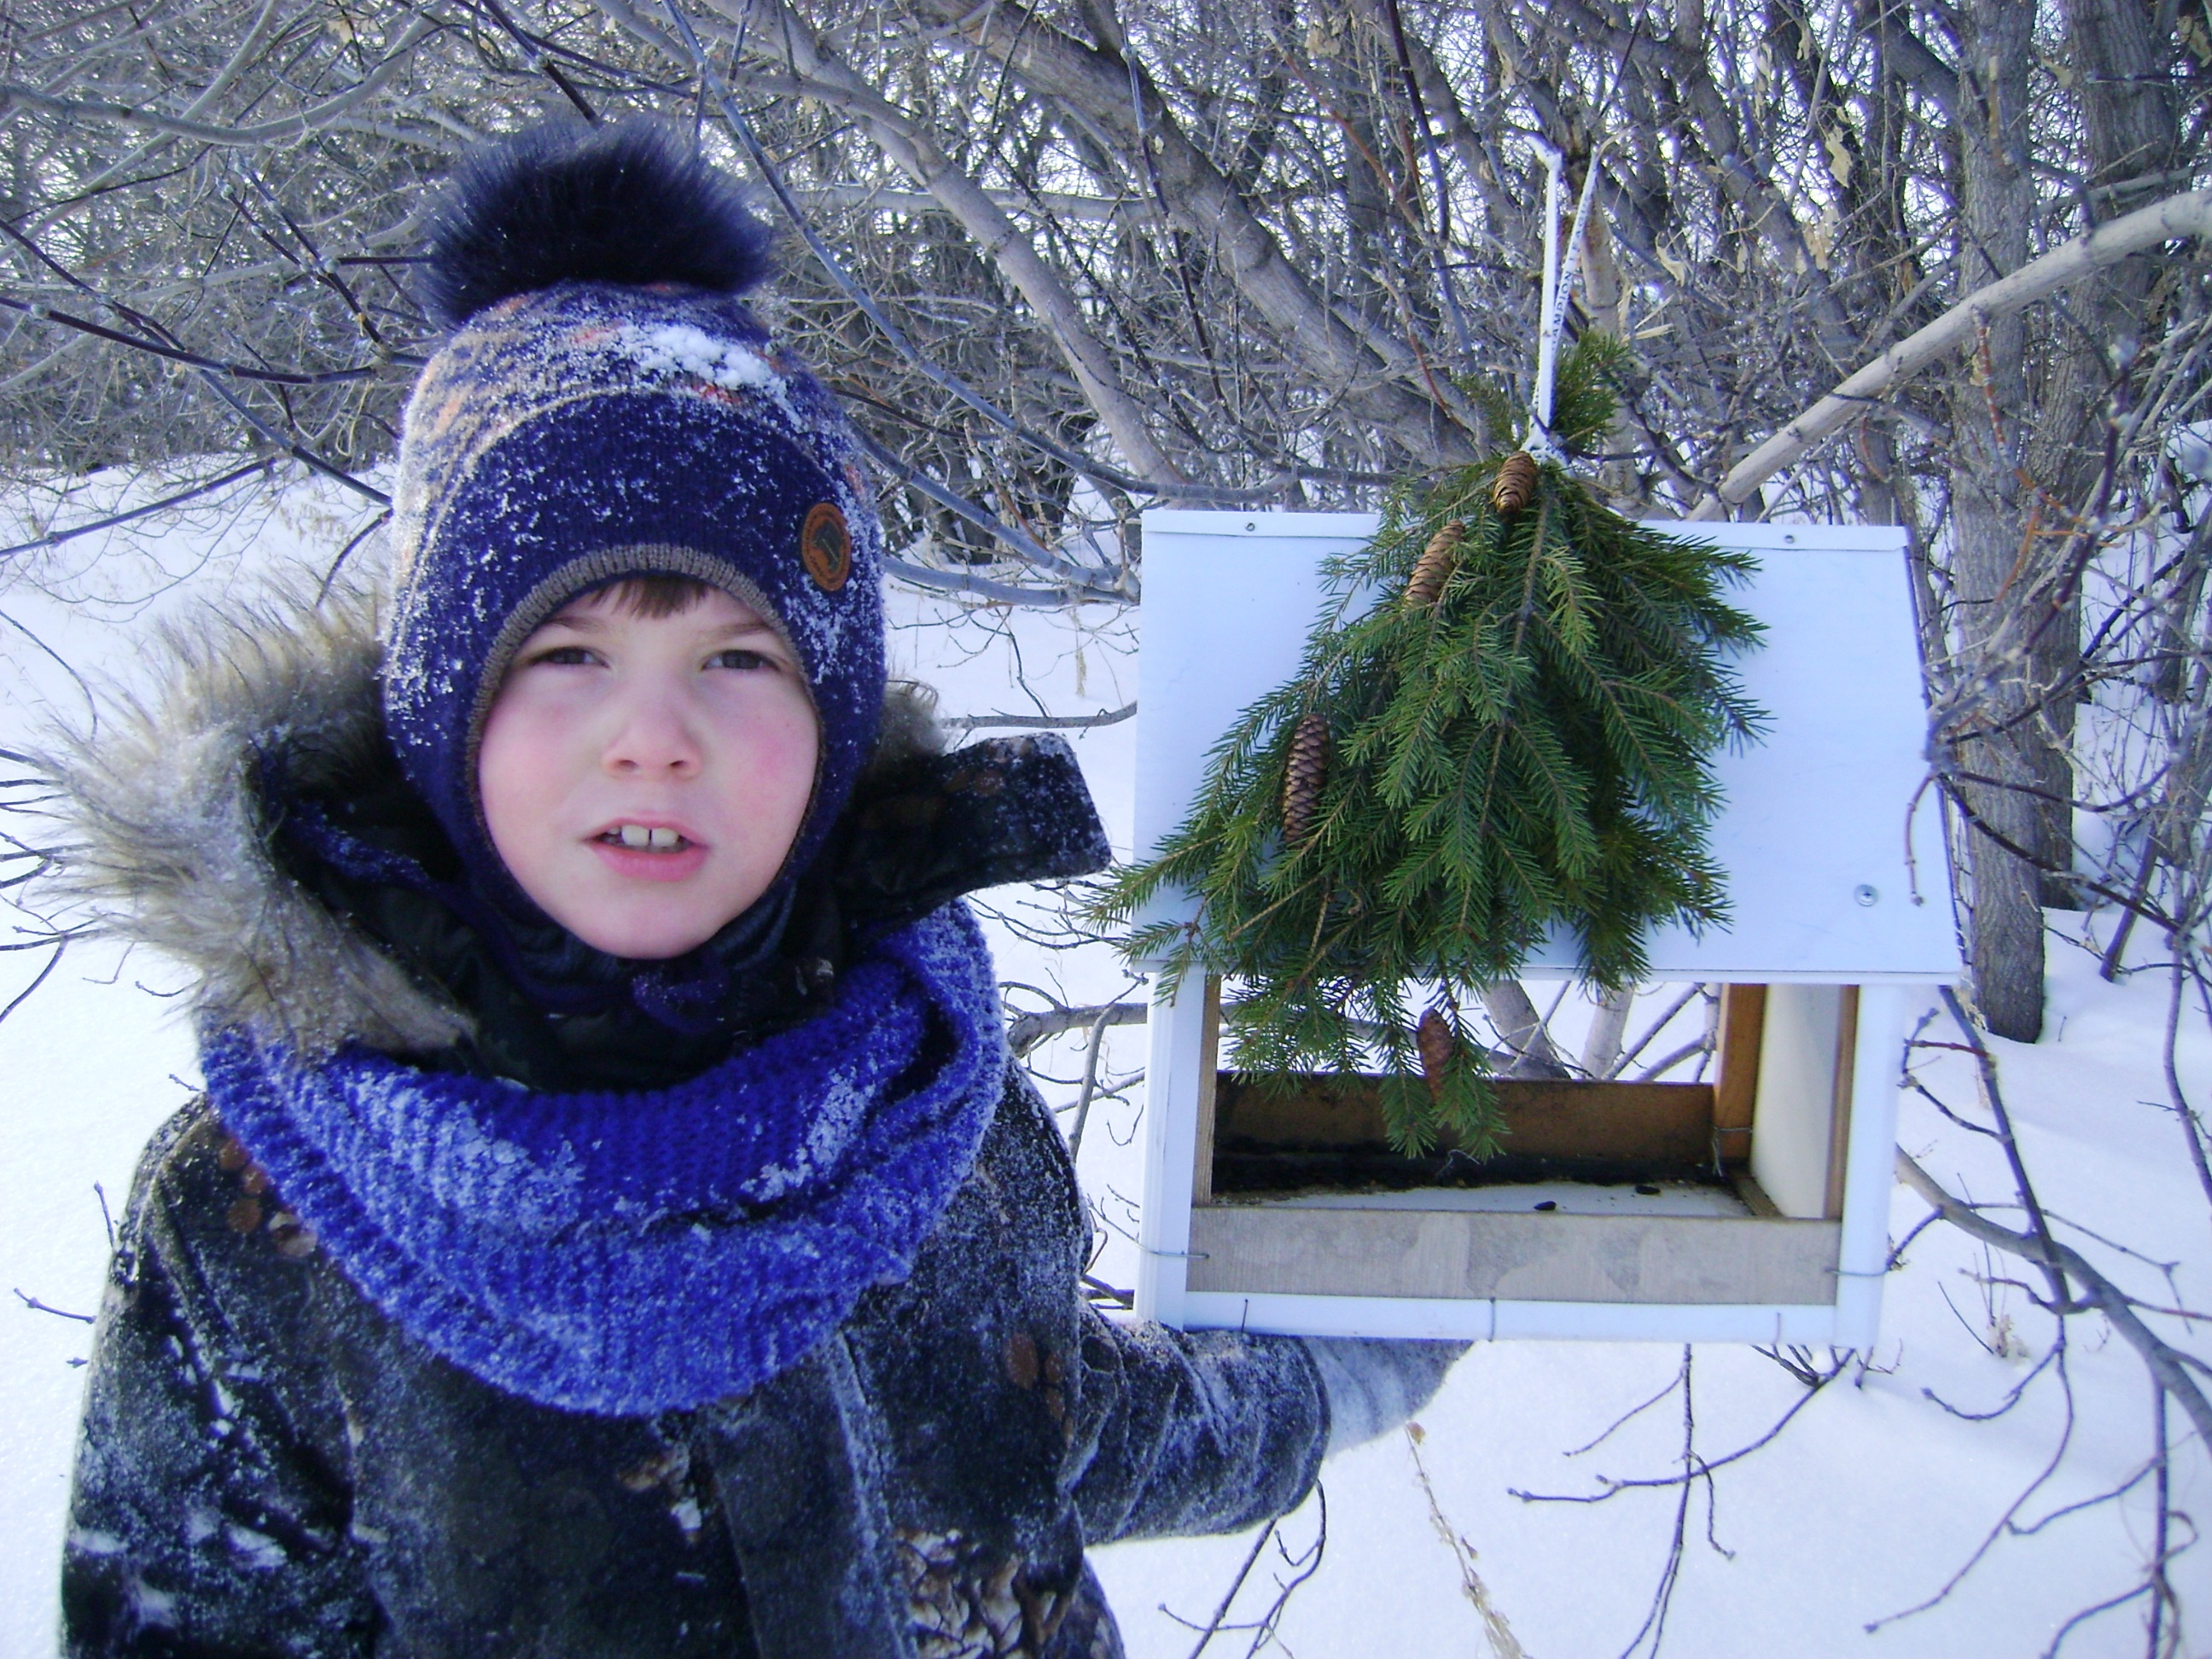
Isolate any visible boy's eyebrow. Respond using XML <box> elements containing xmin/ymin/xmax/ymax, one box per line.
<box><xmin>537</xmin><ymin>608</ymin><xmax>608</xmax><ymax>633</ymax></box>
<box><xmin>533</xmin><ymin>610</ymin><xmax>783</xmax><ymax>640</ymax></box>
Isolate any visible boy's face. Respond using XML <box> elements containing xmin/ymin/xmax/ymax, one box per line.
<box><xmin>478</xmin><ymin>586</ymin><xmax>818</xmax><ymax>959</ymax></box>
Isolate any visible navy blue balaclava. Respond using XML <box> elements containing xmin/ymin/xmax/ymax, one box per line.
<box><xmin>383</xmin><ymin>120</ymin><xmax>887</xmax><ymax>944</ymax></box>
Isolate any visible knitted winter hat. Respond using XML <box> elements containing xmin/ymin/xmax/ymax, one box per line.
<box><xmin>384</xmin><ymin>119</ymin><xmax>886</xmax><ymax>919</ymax></box>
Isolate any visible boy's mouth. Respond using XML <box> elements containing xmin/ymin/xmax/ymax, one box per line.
<box><xmin>597</xmin><ymin>823</ymin><xmax>696</xmax><ymax>853</ymax></box>
<box><xmin>590</xmin><ymin>820</ymin><xmax>710</xmax><ymax>883</ymax></box>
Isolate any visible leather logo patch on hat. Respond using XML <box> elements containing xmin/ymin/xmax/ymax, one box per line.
<box><xmin>800</xmin><ymin>502</ymin><xmax>852</xmax><ymax>592</ymax></box>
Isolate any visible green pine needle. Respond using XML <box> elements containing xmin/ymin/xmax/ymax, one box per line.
<box><xmin>1097</xmin><ymin>454</ymin><xmax>1767</xmax><ymax>1155</ymax></box>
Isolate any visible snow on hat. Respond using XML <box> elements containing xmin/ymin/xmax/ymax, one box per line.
<box><xmin>384</xmin><ymin>119</ymin><xmax>886</xmax><ymax>914</ymax></box>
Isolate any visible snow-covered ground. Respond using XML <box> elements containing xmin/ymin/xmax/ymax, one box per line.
<box><xmin>1</xmin><ymin>478</ymin><xmax>2204</xmax><ymax>1656</ymax></box>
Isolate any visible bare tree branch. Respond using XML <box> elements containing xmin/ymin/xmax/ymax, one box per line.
<box><xmin>1697</xmin><ymin>189</ymin><xmax>2212</xmax><ymax>517</ymax></box>
<box><xmin>1895</xmin><ymin>1147</ymin><xmax>2212</xmax><ymax>1451</ymax></box>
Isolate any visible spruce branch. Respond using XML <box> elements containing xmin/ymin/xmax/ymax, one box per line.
<box><xmin>1096</xmin><ymin>450</ymin><xmax>1765</xmax><ymax>1151</ymax></box>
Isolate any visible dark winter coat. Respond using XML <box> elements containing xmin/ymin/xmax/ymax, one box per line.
<box><xmin>50</xmin><ymin>585</ymin><xmax>1329</xmax><ymax>1658</ymax></box>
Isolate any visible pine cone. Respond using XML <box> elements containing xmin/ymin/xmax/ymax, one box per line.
<box><xmin>1492</xmin><ymin>451</ymin><xmax>1540</xmax><ymax>517</ymax></box>
<box><xmin>1416</xmin><ymin>1008</ymin><xmax>1456</xmax><ymax>1101</ymax></box>
<box><xmin>1404</xmin><ymin>521</ymin><xmax>1465</xmax><ymax>609</ymax></box>
<box><xmin>1281</xmin><ymin>712</ymin><xmax>1329</xmax><ymax>845</ymax></box>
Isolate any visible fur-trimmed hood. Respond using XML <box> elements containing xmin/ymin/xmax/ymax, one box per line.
<box><xmin>29</xmin><ymin>579</ymin><xmax>963</xmax><ymax>1062</ymax></box>
<box><xmin>34</xmin><ymin>580</ymin><xmax>470</xmax><ymax>1057</ymax></box>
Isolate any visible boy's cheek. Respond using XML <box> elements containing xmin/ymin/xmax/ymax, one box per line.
<box><xmin>478</xmin><ymin>722</ymin><xmax>579</xmax><ymax>903</ymax></box>
<box><xmin>480</xmin><ymin>696</ymin><xmax>561</xmax><ymax>802</ymax></box>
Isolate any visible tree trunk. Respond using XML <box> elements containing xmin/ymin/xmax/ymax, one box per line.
<box><xmin>2036</xmin><ymin>0</ymin><xmax>2188</xmax><ymax>898</ymax></box>
<box><xmin>1580</xmin><ymin>985</ymin><xmax>1635</xmax><ymax>1080</ymax></box>
<box><xmin>1478</xmin><ymin>982</ymin><xmax>1571</xmax><ymax>1080</ymax></box>
<box><xmin>1947</xmin><ymin>0</ymin><xmax>2046</xmax><ymax>1041</ymax></box>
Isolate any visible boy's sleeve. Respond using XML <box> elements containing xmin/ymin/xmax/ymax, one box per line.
<box><xmin>1062</xmin><ymin>1302</ymin><xmax>1330</xmax><ymax>1545</ymax></box>
<box><xmin>61</xmin><ymin>1107</ymin><xmax>380</xmax><ymax>1657</ymax></box>
<box><xmin>1301</xmin><ymin>1336</ymin><xmax>1467</xmax><ymax>1455</ymax></box>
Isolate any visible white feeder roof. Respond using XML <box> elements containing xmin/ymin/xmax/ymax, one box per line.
<box><xmin>1132</xmin><ymin>510</ymin><xmax>1960</xmax><ymax>985</ymax></box>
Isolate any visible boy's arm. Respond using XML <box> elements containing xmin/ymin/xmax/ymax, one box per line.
<box><xmin>1062</xmin><ymin>1307</ymin><xmax>1330</xmax><ymax>1545</ymax></box>
<box><xmin>62</xmin><ymin>1105</ymin><xmax>379</xmax><ymax>1657</ymax></box>
<box><xmin>1061</xmin><ymin>1310</ymin><xmax>1469</xmax><ymax>1545</ymax></box>
<box><xmin>1301</xmin><ymin>1336</ymin><xmax>1467</xmax><ymax>1453</ymax></box>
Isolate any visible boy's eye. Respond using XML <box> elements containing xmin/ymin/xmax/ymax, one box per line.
<box><xmin>711</xmin><ymin>648</ymin><xmax>776</xmax><ymax>672</ymax></box>
<box><xmin>525</xmin><ymin>644</ymin><xmax>597</xmax><ymax>667</ymax></box>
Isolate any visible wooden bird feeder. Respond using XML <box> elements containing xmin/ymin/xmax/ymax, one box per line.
<box><xmin>1131</xmin><ymin>511</ymin><xmax>1958</xmax><ymax>1346</ymax></box>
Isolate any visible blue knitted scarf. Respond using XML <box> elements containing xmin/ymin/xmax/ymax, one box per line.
<box><xmin>200</xmin><ymin>902</ymin><xmax>1005</xmax><ymax>1417</ymax></box>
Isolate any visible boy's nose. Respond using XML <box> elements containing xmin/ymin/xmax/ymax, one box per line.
<box><xmin>602</xmin><ymin>686</ymin><xmax>702</xmax><ymax>777</ymax></box>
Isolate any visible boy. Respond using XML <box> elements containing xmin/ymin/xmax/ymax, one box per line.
<box><xmin>52</xmin><ymin>120</ymin><xmax>1458</xmax><ymax>1656</ymax></box>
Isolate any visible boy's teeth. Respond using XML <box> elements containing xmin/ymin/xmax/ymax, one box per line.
<box><xmin>618</xmin><ymin>824</ymin><xmax>649</xmax><ymax>848</ymax></box>
<box><xmin>611</xmin><ymin>824</ymin><xmax>686</xmax><ymax>851</ymax></box>
<box><xmin>648</xmin><ymin>827</ymin><xmax>680</xmax><ymax>850</ymax></box>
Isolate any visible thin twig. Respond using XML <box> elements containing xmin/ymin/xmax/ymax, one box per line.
<box><xmin>1895</xmin><ymin>1150</ymin><xmax>2212</xmax><ymax>1449</ymax></box>
<box><xmin>0</xmin><ymin>937</ymin><xmax>66</xmax><ymax>1027</ymax></box>
<box><xmin>943</xmin><ymin>701</ymin><xmax>1137</xmax><ymax>734</ymax></box>
<box><xmin>1406</xmin><ymin>1423</ymin><xmax>1527</xmax><ymax>1656</ymax></box>
<box><xmin>1066</xmin><ymin>999</ymin><xmax>1122</xmax><ymax>1161</ymax></box>
<box><xmin>12</xmin><ymin>1287</ymin><xmax>94</xmax><ymax>1323</ymax></box>
<box><xmin>0</xmin><ymin>460</ymin><xmax>268</xmax><ymax>562</ymax></box>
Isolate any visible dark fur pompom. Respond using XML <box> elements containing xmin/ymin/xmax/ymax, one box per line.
<box><xmin>423</xmin><ymin>120</ymin><xmax>773</xmax><ymax>328</ymax></box>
